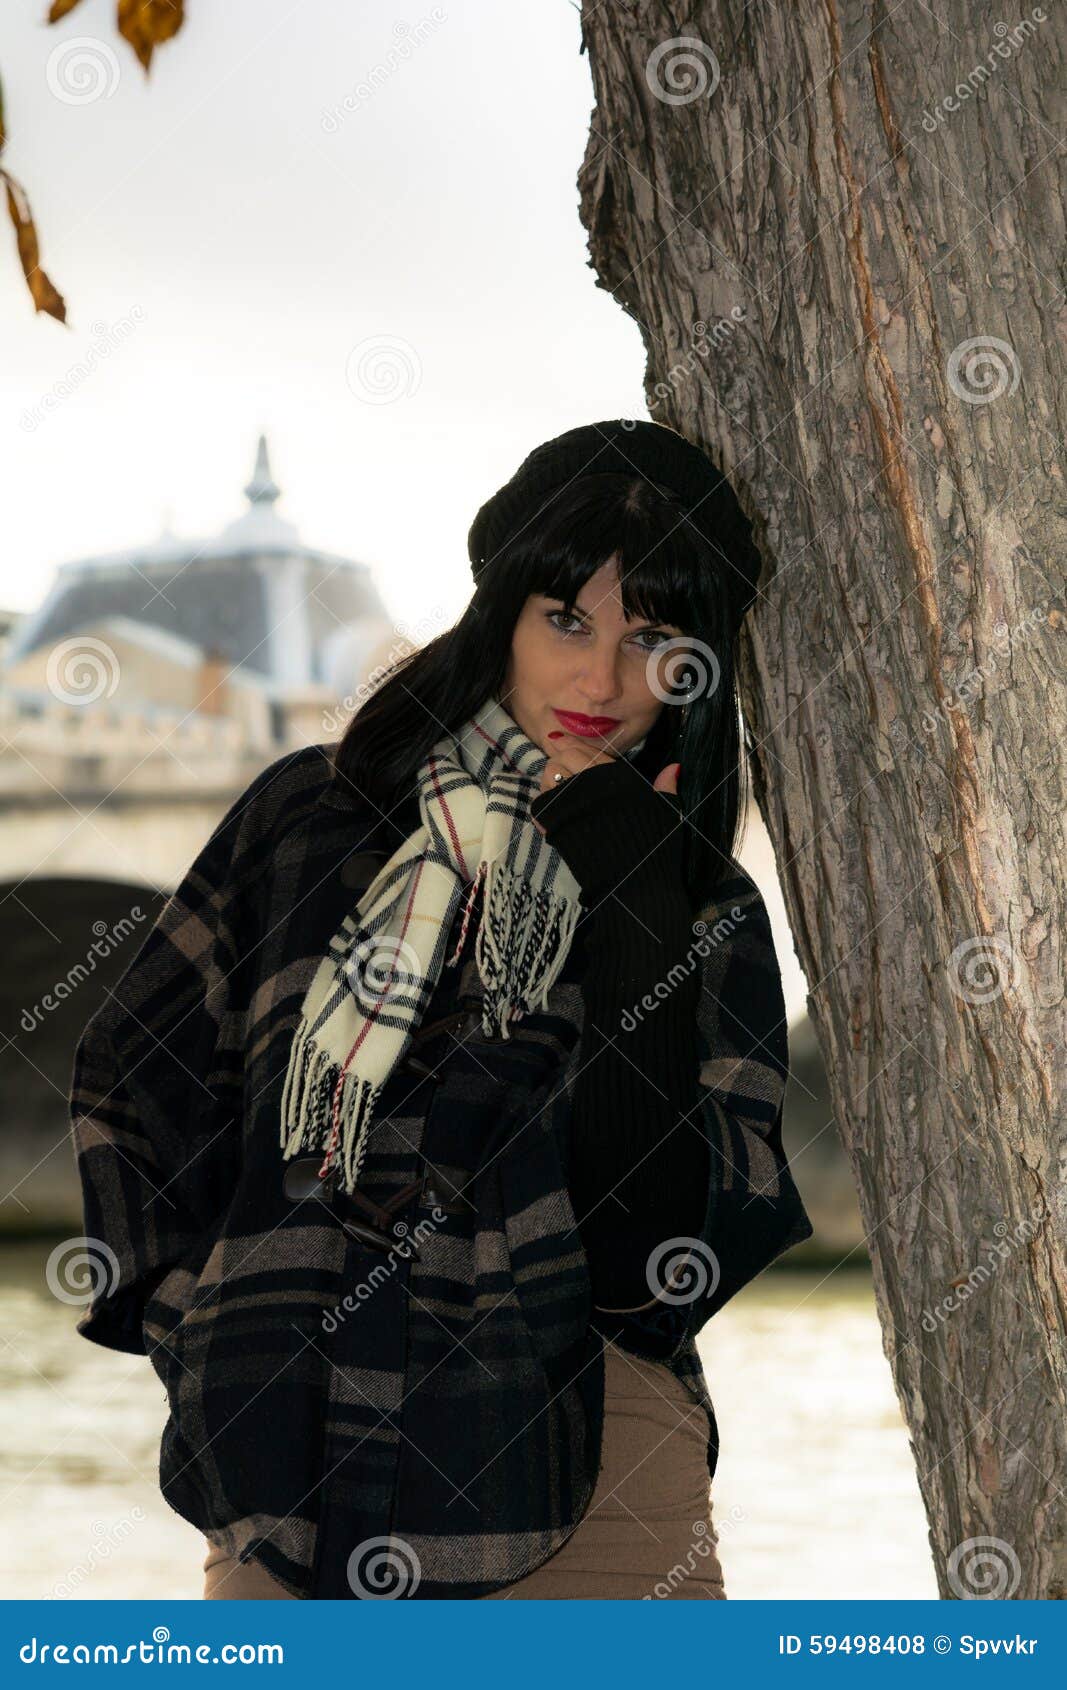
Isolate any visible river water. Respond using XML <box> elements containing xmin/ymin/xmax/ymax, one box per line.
<box><xmin>1</xmin><ymin>1244</ymin><xmax>936</xmax><ymax>1599</ymax></box>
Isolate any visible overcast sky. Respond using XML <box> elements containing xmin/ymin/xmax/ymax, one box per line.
<box><xmin>1</xmin><ymin>0</ymin><xmax>811</xmax><ymax>1015</ymax></box>
<box><xmin>2</xmin><ymin>0</ymin><xmax>644</xmax><ymax>626</ymax></box>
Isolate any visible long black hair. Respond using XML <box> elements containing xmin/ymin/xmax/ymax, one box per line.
<box><xmin>332</xmin><ymin>472</ymin><xmax>750</xmax><ymax>916</ymax></box>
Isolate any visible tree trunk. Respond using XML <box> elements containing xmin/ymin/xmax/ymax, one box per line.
<box><xmin>577</xmin><ymin>0</ymin><xmax>1066</xmax><ymax>1599</ymax></box>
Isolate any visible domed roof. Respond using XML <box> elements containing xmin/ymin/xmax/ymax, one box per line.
<box><xmin>6</xmin><ymin>437</ymin><xmax>389</xmax><ymax>687</ymax></box>
<box><xmin>212</xmin><ymin>434</ymin><xmax>300</xmax><ymax>555</ymax></box>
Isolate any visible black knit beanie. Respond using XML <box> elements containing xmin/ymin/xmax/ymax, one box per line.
<box><xmin>467</xmin><ymin>419</ymin><xmax>763</xmax><ymax>628</ymax></box>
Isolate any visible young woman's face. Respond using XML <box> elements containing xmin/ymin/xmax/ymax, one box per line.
<box><xmin>500</xmin><ymin>556</ymin><xmax>690</xmax><ymax>756</ymax></box>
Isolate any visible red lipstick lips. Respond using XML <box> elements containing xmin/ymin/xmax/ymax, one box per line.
<box><xmin>553</xmin><ymin>708</ymin><xmax>622</xmax><ymax>739</ymax></box>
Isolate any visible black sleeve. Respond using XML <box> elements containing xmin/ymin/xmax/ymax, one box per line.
<box><xmin>530</xmin><ymin>759</ymin><xmax>712</xmax><ymax>1311</ymax></box>
<box><xmin>66</xmin><ymin>755</ymin><xmax>279</xmax><ymax>1354</ymax></box>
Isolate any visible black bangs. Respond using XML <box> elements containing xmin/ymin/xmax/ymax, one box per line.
<box><xmin>489</xmin><ymin>472</ymin><xmax>713</xmax><ymax>639</ymax></box>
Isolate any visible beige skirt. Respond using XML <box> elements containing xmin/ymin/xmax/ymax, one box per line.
<box><xmin>202</xmin><ymin>1342</ymin><xmax>726</xmax><ymax>1600</ymax></box>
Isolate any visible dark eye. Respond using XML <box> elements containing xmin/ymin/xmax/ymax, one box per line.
<box><xmin>635</xmin><ymin>628</ymin><xmax>674</xmax><ymax>650</ymax></box>
<box><xmin>546</xmin><ymin>609</ymin><xmax>585</xmax><ymax>635</ymax></box>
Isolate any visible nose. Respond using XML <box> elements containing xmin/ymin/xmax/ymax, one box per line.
<box><xmin>574</xmin><ymin>648</ymin><xmax>623</xmax><ymax>710</ymax></box>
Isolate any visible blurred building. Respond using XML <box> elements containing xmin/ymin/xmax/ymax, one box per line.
<box><xmin>0</xmin><ymin>439</ymin><xmax>410</xmax><ymax>1228</ymax></box>
<box><xmin>1</xmin><ymin>435</ymin><xmax>401</xmax><ymax>800</ymax></box>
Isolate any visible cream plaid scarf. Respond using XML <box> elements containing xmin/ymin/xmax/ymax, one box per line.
<box><xmin>281</xmin><ymin>693</ymin><xmax>636</xmax><ymax>1195</ymax></box>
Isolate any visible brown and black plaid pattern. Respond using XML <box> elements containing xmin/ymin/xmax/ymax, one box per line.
<box><xmin>68</xmin><ymin>741</ymin><xmax>812</xmax><ymax>1598</ymax></box>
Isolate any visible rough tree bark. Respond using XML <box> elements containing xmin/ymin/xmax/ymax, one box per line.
<box><xmin>577</xmin><ymin>0</ymin><xmax>1065</xmax><ymax>1599</ymax></box>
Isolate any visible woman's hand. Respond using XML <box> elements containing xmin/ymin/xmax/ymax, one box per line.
<box><xmin>528</xmin><ymin>734</ymin><xmax>687</xmax><ymax>909</ymax></box>
<box><xmin>531</xmin><ymin>732</ymin><xmax>680</xmax><ymax>837</ymax></box>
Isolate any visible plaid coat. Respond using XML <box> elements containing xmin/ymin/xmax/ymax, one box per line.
<box><xmin>68</xmin><ymin>741</ymin><xmax>813</xmax><ymax>1599</ymax></box>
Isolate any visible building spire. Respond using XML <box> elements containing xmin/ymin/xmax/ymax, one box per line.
<box><xmin>244</xmin><ymin>434</ymin><xmax>281</xmax><ymax>506</ymax></box>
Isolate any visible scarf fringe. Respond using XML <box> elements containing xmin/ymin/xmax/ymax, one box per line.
<box><xmin>279</xmin><ymin>1022</ymin><xmax>381</xmax><ymax>1195</ymax></box>
<box><xmin>477</xmin><ymin>857</ymin><xmax>582</xmax><ymax>1037</ymax></box>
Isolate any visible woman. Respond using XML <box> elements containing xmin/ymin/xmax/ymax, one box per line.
<box><xmin>69</xmin><ymin>419</ymin><xmax>812</xmax><ymax>1600</ymax></box>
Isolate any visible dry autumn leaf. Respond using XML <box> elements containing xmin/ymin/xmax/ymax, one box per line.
<box><xmin>3</xmin><ymin>173</ymin><xmax>67</xmax><ymax>322</ymax></box>
<box><xmin>46</xmin><ymin>1</ymin><xmax>186</xmax><ymax>73</ymax></box>
<box><xmin>0</xmin><ymin>66</ymin><xmax>66</xmax><ymax>320</ymax></box>
<box><xmin>117</xmin><ymin>0</ymin><xmax>186</xmax><ymax>74</ymax></box>
<box><xmin>3</xmin><ymin>0</ymin><xmax>187</xmax><ymax>318</ymax></box>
